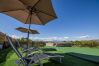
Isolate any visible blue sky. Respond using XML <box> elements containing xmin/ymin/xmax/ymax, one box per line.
<box><xmin>0</xmin><ymin>0</ymin><xmax>99</xmax><ymax>41</ymax></box>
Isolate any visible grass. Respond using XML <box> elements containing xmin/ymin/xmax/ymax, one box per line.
<box><xmin>0</xmin><ymin>48</ymin><xmax>11</xmax><ymax>63</ymax></box>
<box><xmin>0</xmin><ymin>47</ymin><xmax>99</xmax><ymax>66</ymax></box>
<box><xmin>44</xmin><ymin>47</ymin><xmax>99</xmax><ymax>56</ymax></box>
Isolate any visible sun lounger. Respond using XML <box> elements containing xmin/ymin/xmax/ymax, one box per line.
<box><xmin>16</xmin><ymin>39</ymin><xmax>64</xmax><ymax>63</ymax></box>
<box><xmin>6</xmin><ymin>36</ymin><xmax>64</xmax><ymax>66</ymax></box>
<box><xmin>16</xmin><ymin>39</ymin><xmax>39</xmax><ymax>53</ymax></box>
<box><xmin>6</xmin><ymin>36</ymin><xmax>45</xmax><ymax>66</ymax></box>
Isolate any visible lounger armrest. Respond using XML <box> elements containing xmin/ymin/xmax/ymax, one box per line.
<box><xmin>21</xmin><ymin>47</ymin><xmax>38</xmax><ymax>53</ymax></box>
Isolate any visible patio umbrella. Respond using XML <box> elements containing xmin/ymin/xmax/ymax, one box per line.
<box><xmin>0</xmin><ymin>32</ymin><xmax>6</xmax><ymax>42</ymax></box>
<box><xmin>16</xmin><ymin>27</ymin><xmax>39</xmax><ymax>34</ymax></box>
<box><xmin>0</xmin><ymin>0</ymin><xmax>57</xmax><ymax>25</ymax></box>
<box><xmin>0</xmin><ymin>32</ymin><xmax>10</xmax><ymax>49</ymax></box>
<box><xmin>16</xmin><ymin>27</ymin><xmax>39</xmax><ymax>48</ymax></box>
<box><xmin>0</xmin><ymin>32</ymin><xmax>15</xmax><ymax>42</ymax></box>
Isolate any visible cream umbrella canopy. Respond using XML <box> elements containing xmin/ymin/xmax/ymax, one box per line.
<box><xmin>16</xmin><ymin>27</ymin><xmax>39</xmax><ymax>34</ymax></box>
<box><xmin>0</xmin><ymin>0</ymin><xmax>57</xmax><ymax>25</ymax></box>
<box><xmin>0</xmin><ymin>32</ymin><xmax>6</xmax><ymax>42</ymax></box>
<box><xmin>0</xmin><ymin>32</ymin><xmax>11</xmax><ymax>49</ymax></box>
<box><xmin>0</xmin><ymin>32</ymin><xmax>15</xmax><ymax>42</ymax></box>
<box><xmin>16</xmin><ymin>27</ymin><xmax>39</xmax><ymax>48</ymax></box>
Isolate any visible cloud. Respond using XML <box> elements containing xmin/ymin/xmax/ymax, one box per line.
<box><xmin>11</xmin><ymin>35</ymin><xmax>22</xmax><ymax>39</ymax></box>
<box><xmin>78</xmin><ymin>35</ymin><xmax>89</xmax><ymax>38</ymax></box>
<box><xmin>64</xmin><ymin>37</ymin><xmax>69</xmax><ymax>39</ymax></box>
<box><xmin>31</xmin><ymin>36</ymin><xmax>69</xmax><ymax>41</ymax></box>
<box><xmin>11</xmin><ymin>34</ymin><xmax>91</xmax><ymax>41</ymax></box>
<box><xmin>31</xmin><ymin>37</ymin><xmax>53</xmax><ymax>41</ymax></box>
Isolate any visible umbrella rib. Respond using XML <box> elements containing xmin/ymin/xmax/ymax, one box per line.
<box><xmin>25</xmin><ymin>14</ymin><xmax>31</xmax><ymax>24</ymax></box>
<box><xmin>29</xmin><ymin>30</ymin><xmax>32</xmax><ymax>34</ymax></box>
<box><xmin>18</xmin><ymin>0</ymin><xmax>27</xmax><ymax>8</ymax></box>
<box><xmin>36</xmin><ymin>13</ymin><xmax>44</xmax><ymax>25</ymax></box>
<box><xmin>37</xmin><ymin>12</ymin><xmax>57</xmax><ymax>25</ymax></box>
<box><xmin>37</xmin><ymin>9</ymin><xmax>57</xmax><ymax>18</ymax></box>
<box><xmin>18</xmin><ymin>0</ymin><xmax>40</xmax><ymax>10</ymax></box>
<box><xmin>0</xmin><ymin>9</ymin><xmax>25</xmax><ymax>13</ymax></box>
<box><xmin>31</xmin><ymin>0</ymin><xmax>40</xmax><ymax>9</ymax></box>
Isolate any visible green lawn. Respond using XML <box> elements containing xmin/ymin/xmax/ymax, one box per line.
<box><xmin>44</xmin><ymin>47</ymin><xmax>99</xmax><ymax>56</ymax></box>
<box><xmin>0</xmin><ymin>47</ymin><xmax>99</xmax><ymax>66</ymax></box>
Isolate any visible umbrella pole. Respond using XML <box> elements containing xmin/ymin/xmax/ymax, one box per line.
<box><xmin>27</xmin><ymin>11</ymin><xmax>32</xmax><ymax>49</ymax></box>
<box><xmin>27</xmin><ymin>23</ymin><xmax>31</xmax><ymax>48</ymax></box>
